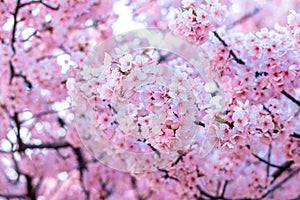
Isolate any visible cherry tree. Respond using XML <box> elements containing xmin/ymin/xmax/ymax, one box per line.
<box><xmin>0</xmin><ymin>0</ymin><xmax>300</xmax><ymax>199</ymax></box>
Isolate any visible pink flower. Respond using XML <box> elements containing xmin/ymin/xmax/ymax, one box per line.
<box><xmin>134</xmin><ymin>55</ymin><xmax>147</xmax><ymax>68</ymax></box>
<box><xmin>230</xmin><ymin>134</ymin><xmax>247</xmax><ymax>146</ymax></box>
<box><xmin>126</xmin><ymin>68</ymin><xmax>147</xmax><ymax>84</ymax></box>
<box><xmin>119</xmin><ymin>54</ymin><xmax>133</xmax><ymax>72</ymax></box>
<box><xmin>232</xmin><ymin>108</ymin><xmax>248</xmax><ymax>131</ymax></box>
<box><xmin>258</xmin><ymin>115</ymin><xmax>275</xmax><ymax>132</ymax></box>
<box><xmin>96</xmin><ymin>113</ymin><xmax>113</xmax><ymax>129</ymax></box>
<box><xmin>196</xmin><ymin>8</ymin><xmax>209</xmax><ymax>23</ymax></box>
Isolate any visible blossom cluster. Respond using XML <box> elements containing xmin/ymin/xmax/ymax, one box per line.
<box><xmin>169</xmin><ymin>0</ymin><xmax>227</xmax><ymax>44</ymax></box>
<box><xmin>0</xmin><ymin>0</ymin><xmax>300</xmax><ymax>199</ymax></box>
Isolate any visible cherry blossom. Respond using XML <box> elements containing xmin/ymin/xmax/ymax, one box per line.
<box><xmin>0</xmin><ymin>0</ymin><xmax>300</xmax><ymax>199</ymax></box>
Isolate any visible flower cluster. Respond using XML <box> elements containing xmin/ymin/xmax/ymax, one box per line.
<box><xmin>1</xmin><ymin>0</ymin><xmax>300</xmax><ymax>199</ymax></box>
<box><xmin>169</xmin><ymin>0</ymin><xmax>227</xmax><ymax>44</ymax></box>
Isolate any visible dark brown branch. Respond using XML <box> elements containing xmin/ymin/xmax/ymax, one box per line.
<box><xmin>14</xmin><ymin>73</ymin><xmax>33</xmax><ymax>89</ymax></box>
<box><xmin>9</xmin><ymin>61</ymin><xmax>33</xmax><ymax>89</ymax></box>
<box><xmin>36</xmin><ymin>53</ymin><xmax>66</xmax><ymax>62</ymax></box>
<box><xmin>213</xmin><ymin>31</ymin><xmax>228</xmax><ymax>47</ymax></box>
<box><xmin>267</xmin><ymin>144</ymin><xmax>272</xmax><ymax>177</ymax></box>
<box><xmin>20</xmin><ymin>141</ymin><xmax>71</xmax><ymax>151</ymax></box>
<box><xmin>13</xmin><ymin>112</ymin><xmax>23</xmax><ymax>150</ymax></box>
<box><xmin>20</xmin><ymin>110</ymin><xmax>60</xmax><ymax>124</ymax></box>
<box><xmin>212</xmin><ymin>31</ymin><xmax>246</xmax><ymax>65</ymax></box>
<box><xmin>194</xmin><ymin>120</ymin><xmax>205</xmax><ymax>127</ymax></box>
<box><xmin>158</xmin><ymin>52</ymin><xmax>172</xmax><ymax>63</ymax></box>
<box><xmin>10</xmin><ymin>0</ymin><xmax>59</xmax><ymax>53</ymax></box>
<box><xmin>260</xmin><ymin>168</ymin><xmax>300</xmax><ymax>199</ymax></box>
<box><xmin>147</xmin><ymin>143</ymin><xmax>161</xmax><ymax>157</ymax></box>
<box><xmin>25</xmin><ymin>174</ymin><xmax>37</xmax><ymax>200</ymax></box>
<box><xmin>11</xmin><ymin>0</ymin><xmax>21</xmax><ymax>53</ymax></box>
<box><xmin>196</xmin><ymin>185</ymin><xmax>230</xmax><ymax>200</ymax></box>
<box><xmin>159</xmin><ymin>169</ymin><xmax>180</xmax><ymax>182</ymax></box>
<box><xmin>220</xmin><ymin>181</ymin><xmax>228</xmax><ymax>198</ymax></box>
<box><xmin>9</xmin><ymin>60</ymin><xmax>15</xmax><ymax>85</ymax></box>
<box><xmin>255</xmin><ymin>71</ymin><xmax>268</xmax><ymax>78</ymax></box>
<box><xmin>130</xmin><ymin>176</ymin><xmax>137</xmax><ymax>189</ymax></box>
<box><xmin>171</xmin><ymin>151</ymin><xmax>185</xmax><ymax>167</ymax></box>
<box><xmin>271</xmin><ymin>160</ymin><xmax>294</xmax><ymax>181</ymax></box>
<box><xmin>19</xmin><ymin>0</ymin><xmax>60</xmax><ymax>10</ymax></box>
<box><xmin>262</xmin><ymin>104</ymin><xmax>271</xmax><ymax>114</ymax></box>
<box><xmin>18</xmin><ymin>141</ymin><xmax>89</xmax><ymax>199</ymax></box>
<box><xmin>252</xmin><ymin>154</ymin><xmax>282</xmax><ymax>169</ymax></box>
<box><xmin>73</xmin><ymin>147</ymin><xmax>89</xmax><ymax>200</ymax></box>
<box><xmin>20</xmin><ymin>30</ymin><xmax>37</xmax><ymax>42</ymax></box>
<box><xmin>291</xmin><ymin>133</ymin><xmax>300</xmax><ymax>139</ymax></box>
<box><xmin>281</xmin><ymin>90</ymin><xmax>300</xmax><ymax>107</ymax></box>
<box><xmin>99</xmin><ymin>178</ymin><xmax>113</xmax><ymax>199</ymax></box>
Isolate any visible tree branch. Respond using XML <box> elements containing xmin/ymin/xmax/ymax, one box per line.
<box><xmin>25</xmin><ymin>174</ymin><xmax>37</xmax><ymax>200</ymax></box>
<box><xmin>252</xmin><ymin>154</ymin><xmax>282</xmax><ymax>169</ymax></box>
<box><xmin>260</xmin><ymin>168</ymin><xmax>300</xmax><ymax>199</ymax></box>
<box><xmin>158</xmin><ymin>169</ymin><xmax>180</xmax><ymax>182</ymax></box>
<box><xmin>20</xmin><ymin>141</ymin><xmax>71</xmax><ymax>151</ymax></box>
<box><xmin>99</xmin><ymin>178</ymin><xmax>113</xmax><ymax>199</ymax></box>
<box><xmin>220</xmin><ymin>180</ymin><xmax>228</xmax><ymax>198</ymax></box>
<box><xmin>73</xmin><ymin>147</ymin><xmax>89</xmax><ymax>200</ymax></box>
<box><xmin>196</xmin><ymin>185</ymin><xmax>230</xmax><ymax>200</ymax></box>
<box><xmin>212</xmin><ymin>31</ymin><xmax>246</xmax><ymax>65</ymax></box>
<box><xmin>11</xmin><ymin>0</ymin><xmax>21</xmax><ymax>53</ymax></box>
<box><xmin>271</xmin><ymin>160</ymin><xmax>294</xmax><ymax>182</ymax></box>
<box><xmin>19</xmin><ymin>107</ymin><xmax>71</xmax><ymax>124</ymax></box>
<box><xmin>281</xmin><ymin>90</ymin><xmax>300</xmax><ymax>107</ymax></box>
<box><xmin>9</xmin><ymin>61</ymin><xmax>33</xmax><ymax>89</ymax></box>
<box><xmin>19</xmin><ymin>0</ymin><xmax>60</xmax><ymax>10</ymax></box>
<box><xmin>267</xmin><ymin>144</ymin><xmax>272</xmax><ymax>177</ymax></box>
<box><xmin>18</xmin><ymin>141</ymin><xmax>90</xmax><ymax>199</ymax></box>
<box><xmin>194</xmin><ymin>120</ymin><xmax>205</xmax><ymax>127</ymax></box>
<box><xmin>290</xmin><ymin>133</ymin><xmax>300</xmax><ymax>139</ymax></box>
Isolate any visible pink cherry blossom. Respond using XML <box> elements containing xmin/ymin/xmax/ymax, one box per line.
<box><xmin>232</xmin><ymin>107</ymin><xmax>248</xmax><ymax>131</ymax></box>
<box><xmin>258</xmin><ymin>115</ymin><xmax>275</xmax><ymax>133</ymax></box>
<box><xmin>1</xmin><ymin>0</ymin><xmax>300</xmax><ymax>199</ymax></box>
<box><xmin>119</xmin><ymin>54</ymin><xmax>134</xmax><ymax>72</ymax></box>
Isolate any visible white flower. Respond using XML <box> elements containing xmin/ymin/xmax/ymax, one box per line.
<box><xmin>135</xmin><ymin>55</ymin><xmax>147</xmax><ymax>67</ymax></box>
<box><xmin>258</xmin><ymin>115</ymin><xmax>274</xmax><ymax>132</ymax></box>
<box><xmin>80</xmin><ymin>64</ymin><xmax>92</xmax><ymax>80</ymax></box>
<box><xmin>119</xmin><ymin>54</ymin><xmax>133</xmax><ymax>72</ymax></box>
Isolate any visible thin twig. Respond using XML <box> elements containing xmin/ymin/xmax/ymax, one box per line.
<box><xmin>220</xmin><ymin>181</ymin><xmax>228</xmax><ymax>198</ymax></box>
<box><xmin>252</xmin><ymin>154</ymin><xmax>282</xmax><ymax>169</ymax></box>
<box><xmin>19</xmin><ymin>0</ymin><xmax>60</xmax><ymax>10</ymax></box>
<box><xmin>212</xmin><ymin>31</ymin><xmax>246</xmax><ymax>65</ymax></box>
<box><xmin>196</xmin><ymin>185</ymin><xmax>230</xmax><ymax>200</ymax></box>
<box><xmin>194</xmin><ymin>120</ymin><xmax>205</xmax><ymax>127</ymax></box>
<box><xmin>281</xmin><ymin>90</ymin><xmax>300</xmax><ymax>107</ymax></box>
<box><xmin>267</xmin><ymin>144</ymin><xmax>272</xmax><ymax>177</ymax></box>
<box><xmin>290</xmin><ymin>133</ymin><xmax>300</xmax><ymax>139</ymax></box>
<box><xmin>158</xmin><ymin>169</ymin><xmax>180</xmax><ymax>182</ymax></box>
<box><xmin>260</xmin><ymin>168</ymin><xmax>300</xmax><ymax>199</ymax></box>
<box><xmin>271</xmin><ymin>161</ymin><xmax>294</xmax><ymax>182</ymax></box>
<box><xmin>11</xmin><ymin>0</ymin><xmax>21</xmax><ymax>53</ymax></box>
